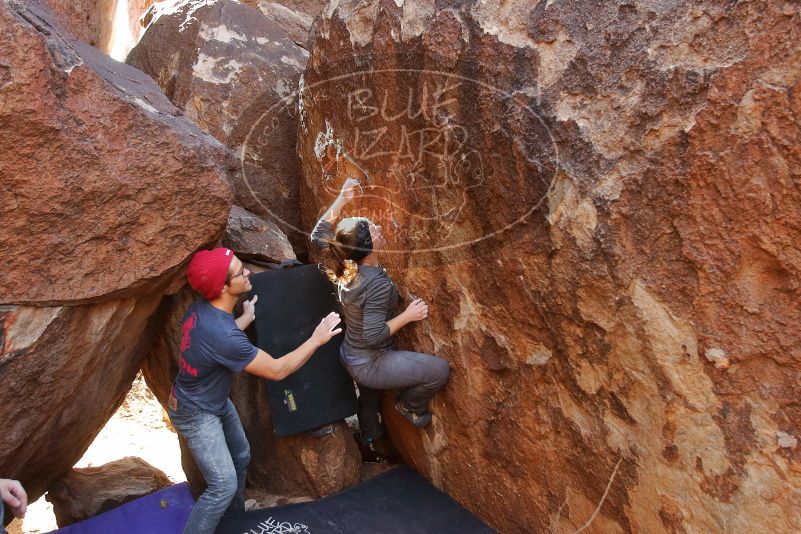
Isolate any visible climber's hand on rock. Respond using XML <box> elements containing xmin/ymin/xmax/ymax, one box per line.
<box><xmin>242</xmin><ymin>294</ymin><xmax>258</xmax><ymax>322</ymax></box>
<box><xmin>311</xmin><ymin>312</ymin><xmax>342</xmax><ymax>347</ymax></box>
<box><xmin>339</xmin><ymin>177</ymin><xmax>361</xmax><ymax>202</ymax></box>
<box><xmin>402</xmin><ymin>298</ymin><xmax>429</xmax><ymax>323</ymax></box>
<box><xmin>0</xmin><ymin>478</ymin><xmax>27</xmax><ymax>518</ymax></box>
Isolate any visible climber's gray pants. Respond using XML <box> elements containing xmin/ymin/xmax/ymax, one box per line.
<box><xmin>341</xmin><ymin>346</ymin><xmax>450</xmax><ymax>440</ymax></box>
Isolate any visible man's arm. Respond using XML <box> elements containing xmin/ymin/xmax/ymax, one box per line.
<box><xmin>244</xmin><ymin>312</ymin><xmax>342</xmax><ymax>381</ymax></box>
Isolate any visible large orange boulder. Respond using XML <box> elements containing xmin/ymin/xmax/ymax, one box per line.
<box><xmin>298</xmin><ymin>1</ymin><xmax>801</xmax><ymax>533</ymax></box>
<box><xmin>0</xmin><ymin>0</ymin><xmax>232</xmax><ymax>507</ymax></box>
<box><xmin>0</xmin><ymin>1</ymin><xmax>233</xmax><ymax>305</ymax></box>
<box><xmin>127</xmin><ymin>0</ymin><xmax>309</xmax><ymax>253</ymax></box>
<box><xmin>0</xmin><ymin>296</ymin><xmax>162</xmax><ymax>503</ymax></box>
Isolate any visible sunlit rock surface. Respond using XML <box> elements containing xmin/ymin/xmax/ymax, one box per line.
<box><xmin>298</xmin><ymin>1</ymin><xmax>801</xmax><ymax>532</ymax></box>
<box><xmin>0</xmin><ymin>0</ymin><xmax>233</xmax><ymax>305</ymax></box>
<box><xmin>128</xmin><ymin>0</ymin><xmax>309</xmax><ymax>253</ymax></box>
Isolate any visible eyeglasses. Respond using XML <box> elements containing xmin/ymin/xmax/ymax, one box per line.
<box><xmin>226</xmin><ymin>265</ymin><xmax>246</xmax><ymax>283</ymax></box>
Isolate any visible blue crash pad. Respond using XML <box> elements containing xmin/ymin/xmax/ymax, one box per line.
<box><xmin>49</xmin><ymin>482</ymin><xmax>194</xmax><ymax>534</ymax></box>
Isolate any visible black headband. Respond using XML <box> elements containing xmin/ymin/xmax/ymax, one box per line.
<box><xmin>348</xmin><ymin>219</ymin><xmax>373</xmax><ymax>261</ymax></box>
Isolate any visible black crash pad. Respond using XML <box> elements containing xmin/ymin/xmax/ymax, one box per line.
<box><xmin>248</xmin><ymin>264</ymin><xmax>357</xmax><ymax>437</ymax></box>
<box><xmin>216</xmin><ymin>466</ymin><xmax>496</xmax><ymax>533</ymax></box>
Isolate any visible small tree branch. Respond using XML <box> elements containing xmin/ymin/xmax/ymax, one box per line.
<box><xmin>572</xmin><ymin>457</ymin><xmax>624</xmax><ymax>534</ymax></box>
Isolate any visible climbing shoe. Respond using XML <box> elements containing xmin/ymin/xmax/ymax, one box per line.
<box><xmin>394</xmin><ymin>399</ymin><xmax>432</xmax><ymax>428</ymax></box>
<box><xmin>367</xmin><ymin>433</ymin><xmax>400</xmax><ymax>461</ymax></box>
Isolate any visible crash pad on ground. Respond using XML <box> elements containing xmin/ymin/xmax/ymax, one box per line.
<box><xmin>49</xmin><ymin>482</ymin><xmax>194</xmax><ymax>534</ymax></box>
<box><xmin>217</xmin><ymin>466</ymin><xmax>496</xmax><ymax>533</ymax></box>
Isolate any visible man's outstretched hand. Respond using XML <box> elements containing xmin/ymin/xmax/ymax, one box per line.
<box><xmin>242</xmin><ymin>294</ymin><xmax>258</xmax><ymax>323</ymax></box>
<box><xmin>236</xmin><ymin>294</ymin><xmax>258</xmax><ymax>331</ymax></box>
<box><xmin>311</xmin><ymin>312</ymin><xmax>343</xmax><ymax>347</ymax></box>
<box><xmin>1</xmin><ymin>478</ymin><xmax>27</xmax><ymax>519</ymax></box>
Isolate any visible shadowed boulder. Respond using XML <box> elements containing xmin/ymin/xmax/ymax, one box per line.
<box><xmin>46</xmin><ymin>457</ymin><xmax>173</xmax><ymax>527</ymax></box>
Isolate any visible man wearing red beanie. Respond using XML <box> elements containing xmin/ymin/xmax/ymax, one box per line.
<box><xmin>169</xmin><ymin>247</ymin><xmax>341</xmax><ymax>534</ymax></box>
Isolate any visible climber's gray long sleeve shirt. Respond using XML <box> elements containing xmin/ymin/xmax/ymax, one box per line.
<box><xmin>311</xmin><ymin>220</ymin><xmax>399</xmax><ymax>359</ymax></box>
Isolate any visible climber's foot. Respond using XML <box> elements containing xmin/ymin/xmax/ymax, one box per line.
<box><xmin>366</xmin><ymin>433</ymin><xmax>400</xmax><ymax>462</ymax></box>
<box><xmin>394</xmin><ymin>399</ymin><xmax>432</xmax><ymax>428</ymax></box>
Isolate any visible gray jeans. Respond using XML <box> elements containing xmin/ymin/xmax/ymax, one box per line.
<box><xmin>342</xmin><ymin>347</ymin><xmax>450</xmax><ymax>440</ymax></box>
<box><xmin>168</xmin><ymin>398</ymin><xmax>250</xmax><ymax>534</ymax></box>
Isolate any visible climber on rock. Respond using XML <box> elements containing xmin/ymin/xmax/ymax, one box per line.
<box><xmin>168</xmin><ymin>248</ymin><xmax>342</xmax><ymax>534</ymax></box>
<box><xmin>311</xmin><ymin>176</ymin><xmax>451</xmax><ymax>460</ymax></box>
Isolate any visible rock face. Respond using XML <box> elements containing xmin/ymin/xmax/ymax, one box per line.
<box><xmin>43</xmin><ymin>0</ymin><xmax>116</xmax><ymax>50</ymax></box>
<box><xmin>47</xmin><ymin>457</ymin><xmax>172</xmax><ymax>527</ymax></box>
<box><xmin>223</xmin><ymin>206</ymin><xmax>296</xmax><ymax>264</ymax></box>
<box><xmin>0</xmin><ymin>0</ymin><xmax>232</xmax><ymax>507</ymax></box>
<box><xmin>127</xmin><ymin>0</ymin><xmax>309</xmax><ymax>253</ymax></box>
<box><xmin>230</xmin><ymin>373</ymin><xmax>361</xmax><ymax>497</ymax></box>
<box><xmin>0</xmin><ymin>0</ymin><xmax>233</xmax><ymax>305</ymax></box>
<box><xmin>241</xmin><ymin>0</ymin><xmax>326</xmax><ymax>20</ymax></box>
<box><xmin>43</xmin><ymin>0</ymin><xmax>157</xmax><ymax>54</ymax></box>
<box><xmin>142</xmin><ymin>284</ymin><xmax>361</xmax><ymax>498</ymax></box>
<box><xmin>253</xmin><ymin>1</ymin><xmax>314</xmax><ymax>49</ymax></box>
<box><xmin>0</xmin><ymin>297</ymin><xmax>162</xmax><ymax>503</ymax></box>
<box><xmin>128</xmin><ymin>0</ymin><xmax>157</xmax><ymax>45</ymax></box>
<box><xmin>299</xmin><ymin>1</ymin><xmax>801</xmax><ymax>533</ymax></box>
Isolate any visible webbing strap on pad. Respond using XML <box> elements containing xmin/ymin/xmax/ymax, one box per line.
<box><xmin>217</xmin><ymin>466</ymin><xmax>497</xmax><ymax>533</ymax></box>
<box><xmin>248</xmin><ymin>264</ymin><xmax>357</xmax><ymax>436</ymax></box>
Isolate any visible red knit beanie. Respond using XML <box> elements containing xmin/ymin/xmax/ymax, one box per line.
<box><xmin>187</xmin><ymin>248</ymin><xmax>234</xmax><ymax>300</ymax></box>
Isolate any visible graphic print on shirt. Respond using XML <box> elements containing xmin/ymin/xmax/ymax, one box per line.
<box><xmin>180</xmin><ymin>312</ymin><xmax>196</xmax><ymax>351</ymax></box>
<box><xmin>178</xmin><ymin>311</ymin><xmax>199</xmax><ymax>377</ymax></box>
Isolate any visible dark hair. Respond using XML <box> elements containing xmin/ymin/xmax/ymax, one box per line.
<box><xmin>321</xmin><ymin>217</ymin><xmax>373</xmax><ymax>280</ymax></box>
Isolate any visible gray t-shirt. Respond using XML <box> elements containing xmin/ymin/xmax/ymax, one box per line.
<box><xmin>173</xmin><ymin>299</ymin><xmax>259</xmax><ymax>415</ymax></box>
<box><xmin>311</xmin><ymin>220</ymin><xmax>399</xmax><ymax>363</ymax></box>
